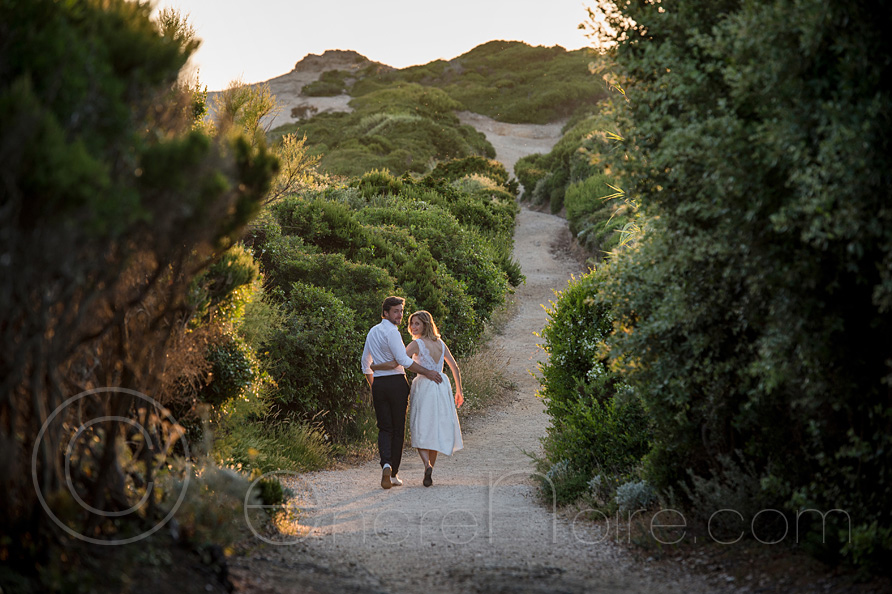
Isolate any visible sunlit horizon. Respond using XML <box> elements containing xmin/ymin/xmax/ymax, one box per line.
<box><xmin>161</xmin><ymin>0</ymin><xmax>595</xmax><ymax>91</ymax></box>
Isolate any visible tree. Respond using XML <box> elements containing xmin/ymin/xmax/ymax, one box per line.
<box><xmin>0</xmin><ymin>0</ymin><xmax>276</xmax><ymax>569</ymax></box>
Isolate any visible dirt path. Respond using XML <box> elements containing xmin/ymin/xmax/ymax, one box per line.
<box><xmin>456</xmin><ymin>111</ymin><xmax>566</xmax><ymax>177</ymax></box>
<box><xmin>229</xmin><ymin>205</ymin><xmax>739</xmax><ymax>593</ymax></box>
<box><xmin>227</xmin><ymin>111</ymin><xmax>742</xmax><ymax>594</ymax></box>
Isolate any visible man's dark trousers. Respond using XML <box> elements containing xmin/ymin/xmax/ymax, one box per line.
<box><xmin>372</xmin><ymin>374</ymin><xmax>410</xmax><ymax>475</ymax></box>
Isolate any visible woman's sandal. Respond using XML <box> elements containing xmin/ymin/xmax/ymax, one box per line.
<box><xmin>423</xmin><ymin>466</ymin><xmax>433</xmax><ymax>487</ymax></box>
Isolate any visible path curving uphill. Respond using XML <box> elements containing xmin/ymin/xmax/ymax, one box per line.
<box><xmin>229</xmin><ymin>116</ymin><xmax>735</xmax><ymax>594</ymax></box>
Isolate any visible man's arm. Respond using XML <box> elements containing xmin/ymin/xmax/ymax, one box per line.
<box><xmin>387</xmin><ymin>330</ymin><xmax>442</xmax><ymax>383</ymax></box>
<box><xmin>360</xmin><ymin>334</ymin><xmax>375</xmax><ymax>376</ymax></box>
<box><xmin>406</xmin><ymin>360</ymin><xmax>443</xmax><ymax>383</ymax></box>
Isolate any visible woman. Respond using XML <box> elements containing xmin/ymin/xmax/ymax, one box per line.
<box><xmin>372</xmin><ymin>310</ymin><xmax>463</xmax><ymax>487</ymax></box>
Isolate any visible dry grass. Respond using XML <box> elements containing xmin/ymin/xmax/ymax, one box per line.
<box><xmin>456</xmin><ymin>344</ymin><xmax>516</xmax><ymax>418</ymax></box>
<box><xmin>456</xmin><ymin>296</ymin><xmax>520</xmax><ymax>418</ymax></box>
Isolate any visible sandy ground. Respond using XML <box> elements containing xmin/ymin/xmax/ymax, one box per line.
<box><xmin>258</xmin><ymin>71</ymin><xmax>352</xmax><ymax>131</ymax></box>
<box><xmin>456</xmin><ymin>111</ymin><xmax>566</xmax><ymax>177</ymax></box>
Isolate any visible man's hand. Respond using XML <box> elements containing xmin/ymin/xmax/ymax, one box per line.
<box><xmin>423</xmin><ymin>368</ymin><xmax>443</xmax><ymax>384</ymax></box>
<box><xmin>363</xmin><ymin>373</ymin><xmax>374</xmax><ymax>405</ymax></box>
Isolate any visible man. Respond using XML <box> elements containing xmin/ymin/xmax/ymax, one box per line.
<box><xmin>361</xmin><ymin>296</ymin><xmax>442</xmax><ymax>489</ymax></box>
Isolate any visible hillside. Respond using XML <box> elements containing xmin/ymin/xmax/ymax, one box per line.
<box><xmin>243</xmin><ymin>41</ymin><xmax>605</xmax><ymax>178</ymax></box>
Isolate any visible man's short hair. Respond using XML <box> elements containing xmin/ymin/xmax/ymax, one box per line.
<box><xmin>382</xmin><ymin>296</ymin><xmax>405</xmax><ymax>317</ymax></box>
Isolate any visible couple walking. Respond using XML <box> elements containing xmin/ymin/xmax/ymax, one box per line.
<box><xmin>361</xmin><ymin>296</ymin><xmax>464</xmax><ymax>489</ymax></box>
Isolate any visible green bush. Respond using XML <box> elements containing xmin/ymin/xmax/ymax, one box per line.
<box><xmin>348</xmin><ymin>168</ymin><xmax>521</xmax><ymax>312</ymax></box>
<box><xmin>540</xmin><ymin>379</ymin><xmax>650</xmax><ymax>506</ymax></box>
<box><xmin>258</xmin><ymin>476</ymin><xmax>284</xmax><ymax>507</ymax></box>
<box><xmin>565</xmin><ymin>174</ymin><xmax>610</xmax><ymax>234</ymax></box>
<box><xmin>537</xmin><ymin>268</ymin><xmax>651</xmax><ymax>505</ymax></box>
<box><xmin>598</xmin><ymin>0</ymin><xmax>892</xmax><ymax>572</ymax></box>
<box><xmin>429</xmin><ymin>154</ymin><xmax>509</xmax><ymax>186</ymax></box>
<box><xmin>514</xmin><ymin>114</ymin><xmax>607</xmax><ymax>204</ymax></box>
<box><xmin>189</xmin><ymin>244</ymin><xmax>260</xmax><ymax>323</ymax></box>
<box><xmin>357</xmin><ymin>204</ymin><xmax>509</xmax><ymax>327</ymax></box>
<box><xmin>202</xmin><ymin>334</ymin><xmax>261</xmax><ymax>407</ymax></box>
<box><xmin>302</xmin><ymin>70</ymin><xmax>349</xmax><ymax>96</ymax></box>
<box><xmin>263</xmin><ymin>282</ymin><xmax>365</xmax><ymax>437</ymax></box>
<box><xmin>264</xmin><ymin>194</ymin><xmax>473</xmax><ymax>342</ymax></box>
<box><xmin>270</xmin><ymin>84</ymin><xmax>495</xmax><ymax>177</ymax></box>
<box><xmin>348</xmin><ymin>83</ymin><xmax>462</xmax><ymax>122</ymax></box>
<box><xmin>352</xmin><ymin>41</ymin><xmax>608</xmax><ymax>124</ymax></box>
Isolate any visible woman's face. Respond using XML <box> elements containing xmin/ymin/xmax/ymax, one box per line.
<box><xmin>408</xmin><ymin>316</ymin><xmax>424</xmax><ymax>338</ymax></box>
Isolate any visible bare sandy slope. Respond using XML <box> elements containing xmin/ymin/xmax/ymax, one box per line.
<box><xmin>209</xmin><ymin>50</ymin><xmax>372</xmax><ymax>131</ymax></box>
<box><xmin>456</xmin><ymin>111</ymin><xmax>566</xmax><ymax>177</ymax></box>
<box><xmin>258</xmin><ymin>71</ymin><xmax>352</xmax><ymax>131</ymax></box>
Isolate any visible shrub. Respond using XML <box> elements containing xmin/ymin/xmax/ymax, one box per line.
<box><xmin>270</xmin><ymin>83</ymin><xmax>497</xmax><ymax>177</ymax></box>
<box><xmin>614</xmin><ymin>480</ymin><xmax>658</xmax><ymax>513</ymax></box>
<box><xmin>357</xmin><ymin>204</ymin><xmax>509</xmax><ymax>328</ymax></box>
<box><xmin>202</xmin><ymin>333</ymin><xmax>262</xmax><ymax>407</ymax></box>
<box><xmin>541</xmin><ymin>377</ymin><xmax>650</xmax><ymax>505</ymax></box>
<box><xmin>600</xmin><ymin>0</ymin><xmax>892</xmax><ymax>571</ymax></box>
<box><xmin>264</xmin><ymin>193</ymin><xmax>481</xmax><ymax>346</ymax></box>
<box><xmin>514</xmin><ymin>156</ymin><xmax>549</xmax><ymax>199</ymax></box>
<box><xmin>263</xmin><ymin>282</ymin><xmax>365</xmax><ymax>438</ymax></box>
<box><xmin>302</xmin><ymin>70</ymin><xmax>349</xmax><ymax>96</ymax></box>
<box><xmin>564</xmin><ymin>173</ymin><xmax>611</xmax><ymax>235</ymax></box>
<box><xmin>353</xmin><ymin>41</ymin><xmax>608</xmax><ymax>124</ymax></box>
<box><xmin>214</xmin><ymin>417</ymin><xmax>332</xmax><ymax>473</ymax></box>
<box><xmin>538</xmin><ymin>268</ymin><xmax>651</xmax><ymax>504</ymax></box>
<box><xmin>427</xmin><ymin>155</ymin><xmax>510</xmax><ymax>187</ymax></box>
<box><xmin>161</xmin><ymin>462</ymin><xmax>254</xmax><ymax>548</ymax></box>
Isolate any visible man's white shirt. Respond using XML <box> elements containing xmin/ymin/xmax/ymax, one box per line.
<box><xmin>361</xmin><ymin>319</ymin><xmax>414</xmax><ymax>376</ymax></box>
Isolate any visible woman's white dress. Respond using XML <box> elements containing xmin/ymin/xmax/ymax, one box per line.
<box><xmin>409</xmin><ymin>338</ymin><xmax>463</xmax><ymax>455</ymax></box>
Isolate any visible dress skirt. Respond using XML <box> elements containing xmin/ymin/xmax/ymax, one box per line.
<box><xmin>409</xmin><ymin>372</ymin><xmax>463</xmax><ymax>455</ymax></box>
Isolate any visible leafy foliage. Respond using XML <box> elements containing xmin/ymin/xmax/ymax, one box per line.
<box><xmin>270</xmin><ymin>84</ymin><xmax>494</xmax><ymax>177</ymax></box>
<box><xmin>592</xmin><ymin>0</ymin><xmax>892</xmax><ymax>571</ymax></box>
<box><xmin>537</xmin><ymin>269</ymin><xmax>651</xmax><ymax>506</ymax></box>
<box><xmin>353</xmin><ymin>41</ymin><xmax>608</xmax><ymax>124</ymax></box>
<box><xmin>0</xmin><ymin>0</ymin><xmax>277</xmax><ymax>585</ymax></box>
<box><xmin>244</xmin><ymin>167</ymin><xmax>521</xmax><ymax>433</ymax></box>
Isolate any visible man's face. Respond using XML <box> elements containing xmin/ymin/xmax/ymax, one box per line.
<box><xmin>384</xmin><ymin>304</ymin><xmax>404</xmax><ymax>326</ymax></box>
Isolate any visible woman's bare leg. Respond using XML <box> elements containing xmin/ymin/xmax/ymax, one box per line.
<box><xmin>429</xmin><ymin>450</ymin><xmax>438</xmax><ymax>468</ymax></box>
<box><xmin>417</xmin><ymin>448</ymin><xmax>431</xmax><ymax>468</ymax></box>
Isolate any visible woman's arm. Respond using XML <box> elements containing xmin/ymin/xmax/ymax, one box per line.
<box><xmin>443</xmin><ymin>342</ymin><xmax>464</xmax><ymax>408</ymax></box>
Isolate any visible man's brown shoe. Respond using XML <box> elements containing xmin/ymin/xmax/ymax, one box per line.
<box><xmin>381</xmin><ymin>466</ymin><xmax>392</xmax><ymax>489</ymax></box>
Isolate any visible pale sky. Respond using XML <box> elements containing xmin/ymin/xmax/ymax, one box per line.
<box><xmin>161</xmin><ymin>0</ymin><xmax>595</xmax><ymax>91</ymax></box>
